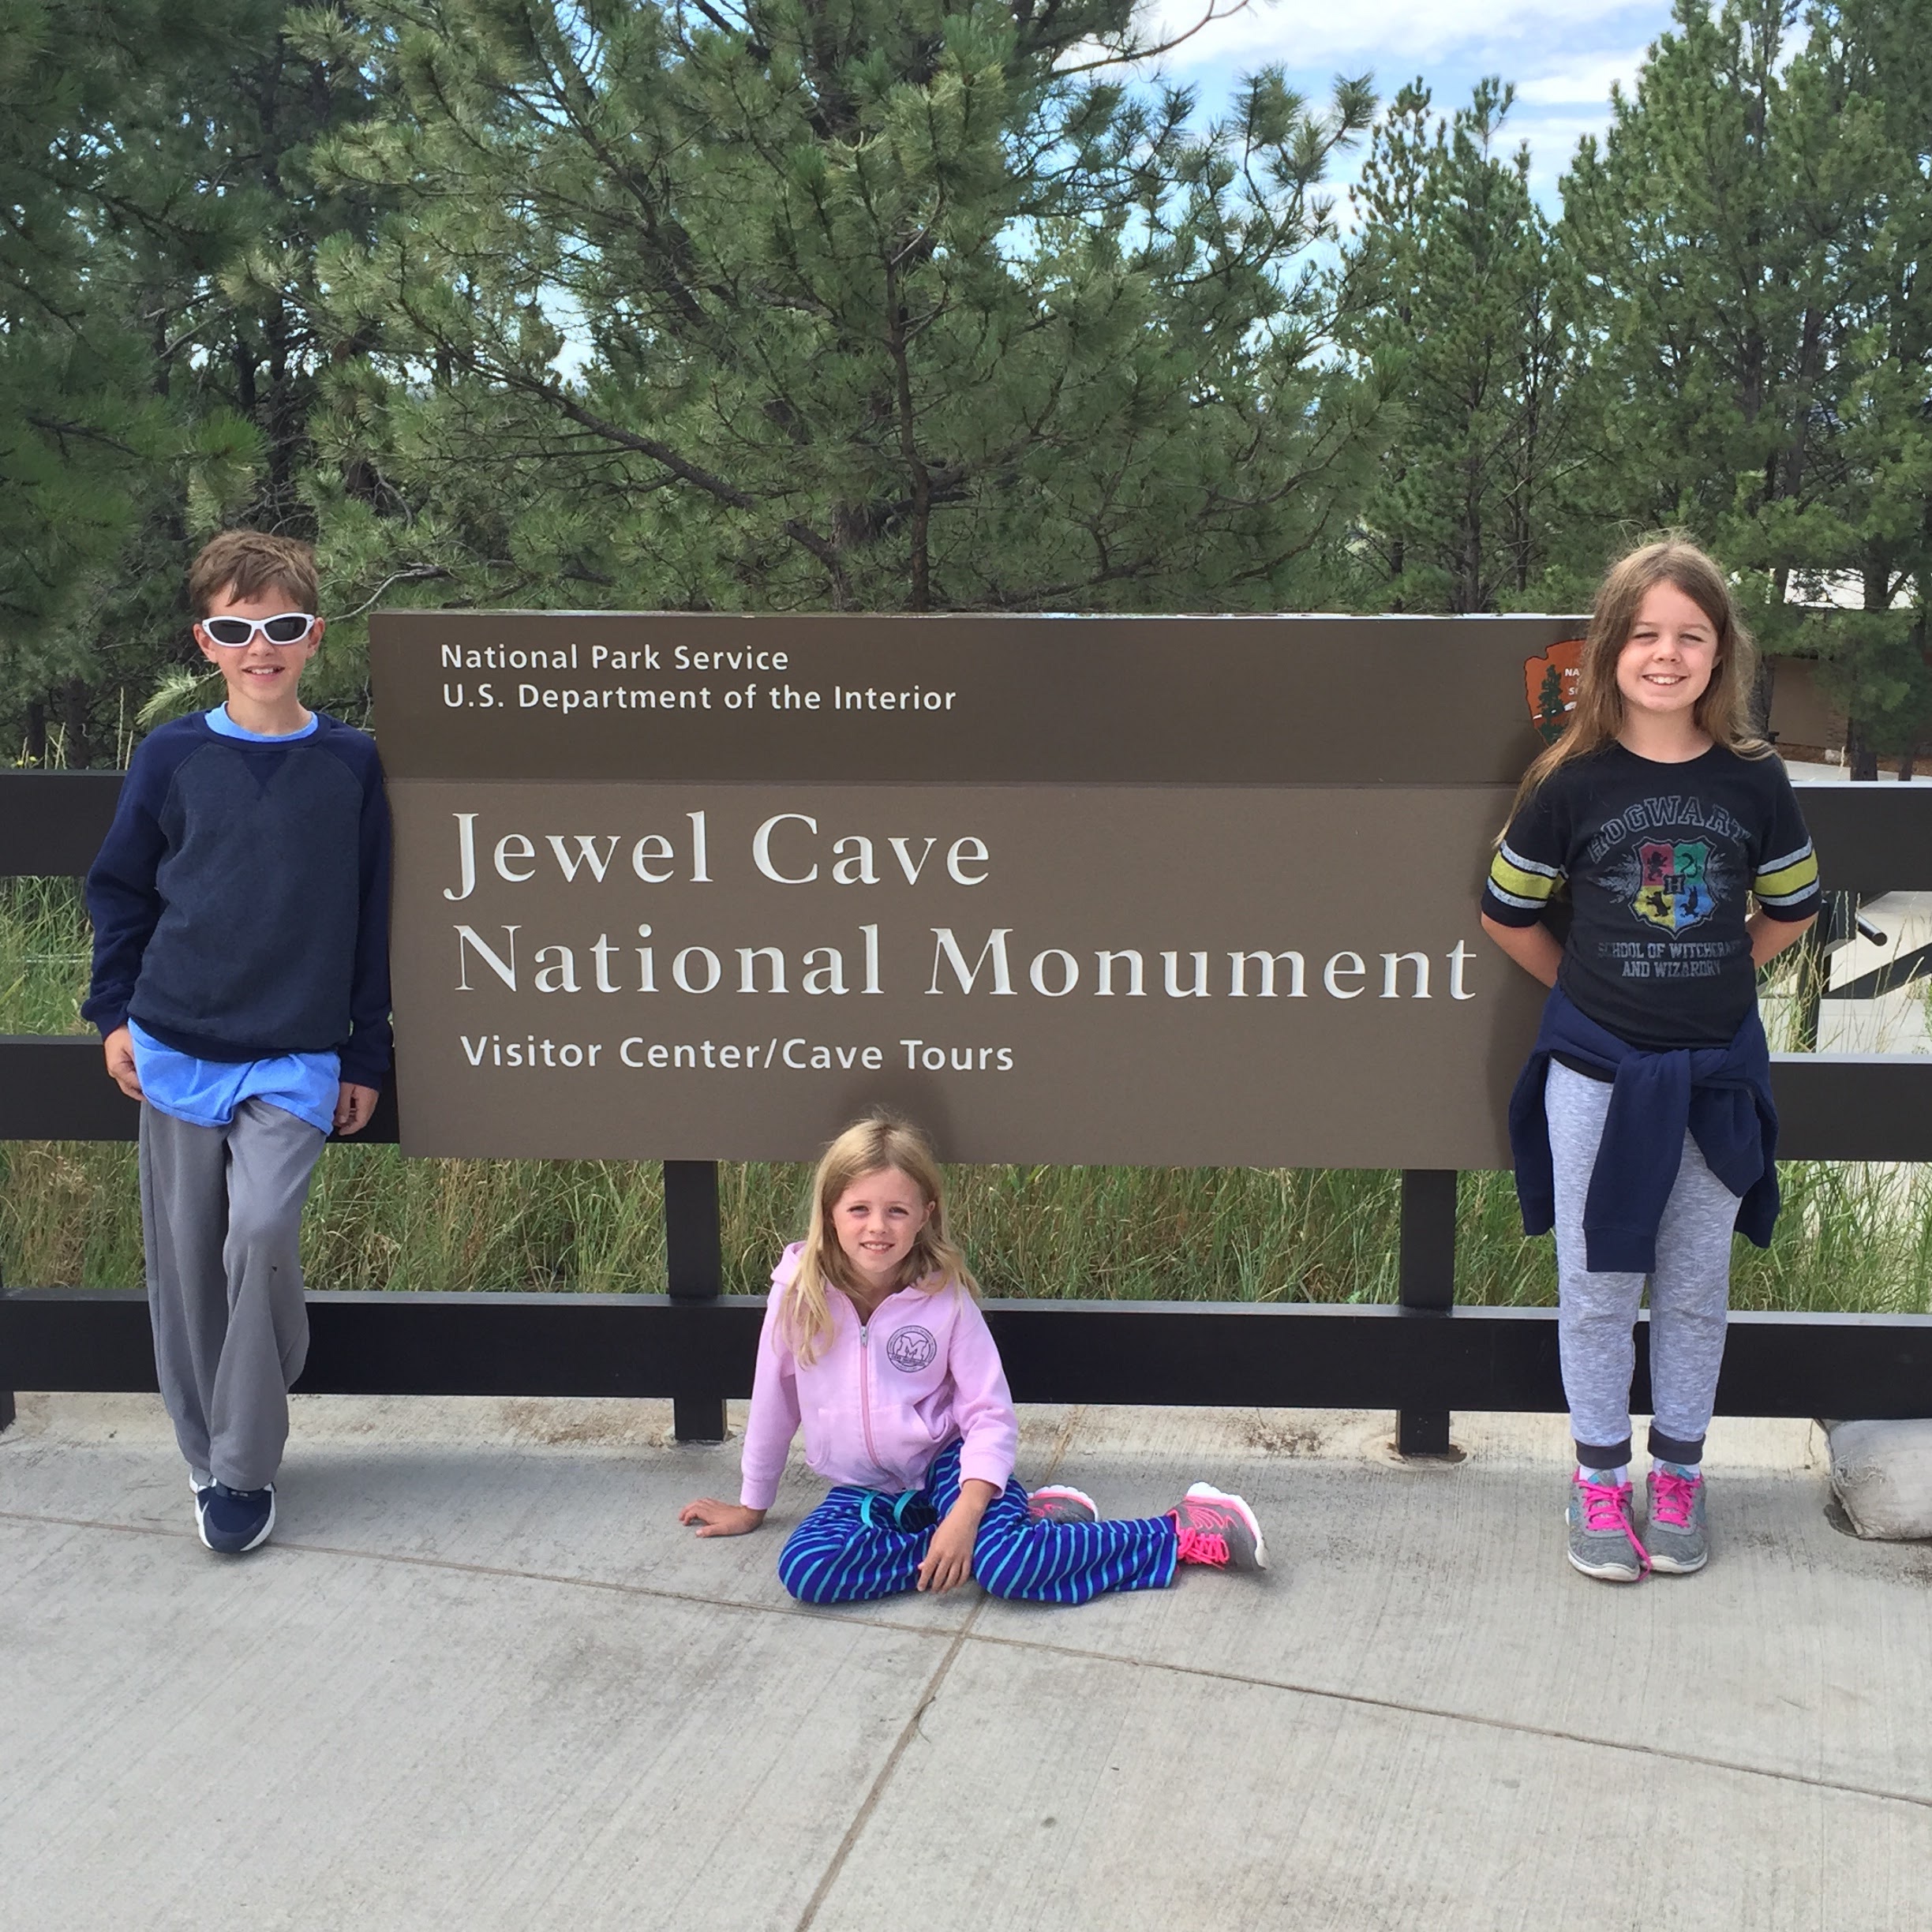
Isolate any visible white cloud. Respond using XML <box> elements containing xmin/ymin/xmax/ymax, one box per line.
<box><xmin>1118</xmin><ymin>1</ymin><xmax>1675</xmax><ymax>210</ymax></box>
<box><xmin>1139</xmin><ymin>0</ymin><xmax>1653</xmax><ymax>71</ymax></box>
<box><xmin>1514</xmin><ymin>47</ymin><xmax>1648</xmax><ymax>104</ymax></box>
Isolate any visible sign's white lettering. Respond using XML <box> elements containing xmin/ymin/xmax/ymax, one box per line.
<box><xmin>374</xmin><ymin>612</ymin><xmax>1565</xmax><ymax>1164</ymax></box>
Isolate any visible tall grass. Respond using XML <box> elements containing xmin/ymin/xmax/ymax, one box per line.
<box><xmin>4</xmin><ymin>877</ymin><xmax>1929</xmax><ymax>1313</ymax></box>
<box><xmin>0</xmin><ymin>876</ymin><xmax>95</xmax><ymax>1035</ymax></box>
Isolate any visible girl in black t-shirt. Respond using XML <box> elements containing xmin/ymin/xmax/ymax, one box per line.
<box><xmin>1481</xmin><ymin>539</ymin><xmax>1820</xmax><ymax>1586</ymax></box>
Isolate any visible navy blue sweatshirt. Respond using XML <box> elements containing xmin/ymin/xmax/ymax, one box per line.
<box><xmin>83</xmin><ymin>713</ymin><xmax>392</xmax><ymax>1088</ymax></box>
<box><xmin>1509</xmin><ymin>985</ymin><xmax>1778</xmax><ymax>1273</ymax></box>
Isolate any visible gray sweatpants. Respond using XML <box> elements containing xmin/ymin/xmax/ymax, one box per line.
<box><xmin>139</xmin><ymin>1099</ymin><xmax>326</xmax><ymax>1491</ymax></box>
<box><xmin>1546</xmin><ymin>1061</ymin><xmax>1739</xmax><ymax>1469</ymax></box>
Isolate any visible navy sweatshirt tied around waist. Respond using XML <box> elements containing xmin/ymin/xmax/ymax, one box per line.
<box><xmin>82</xmin><ymin>712</ymin><xmax>392</xmax><ymax>1088</ymax></box>
<box><xmin>1508</xmin><ymin>984</ymin><xmax>1779</xmax><ymax>1274</ymax></box>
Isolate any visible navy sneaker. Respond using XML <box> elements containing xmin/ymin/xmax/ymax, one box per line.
<box><xmin>197</xmin><ymin>1482</ymin><xmax>276</xmax><ymax>1554</ymax></box>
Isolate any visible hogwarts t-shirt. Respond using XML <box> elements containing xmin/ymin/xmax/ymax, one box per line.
<box><xmin>1481</xmin><ymin>743</ymin><xmax>1822</xmax><ymax>1050</ymax></box>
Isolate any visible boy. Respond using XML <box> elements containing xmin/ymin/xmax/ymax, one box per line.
<box><xmin>84</xmin><ymin>530</ymin><xmax>391</xmax><ymax>1554</ymax></box>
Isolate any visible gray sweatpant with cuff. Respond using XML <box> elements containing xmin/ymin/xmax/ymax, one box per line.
<box><xmin>139</xmin><ymin>1099</ymin><xmax>326</xmax><ymax>1492</ymax></box>
<box><xmin>1546</xmin><ymin>1061</ymin><xmax>1740</xmax><ymax>1470</ymax></box>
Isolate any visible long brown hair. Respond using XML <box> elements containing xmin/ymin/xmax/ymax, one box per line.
<box><xmin>780</xmin><ymin>1113</ymin><xmax>979</xmax><ymax>1365</ymax></box>
<box><xmin>1508</xmin><ymin>537</ymin><xmax>1768</xmax><ymax>821</ymax></box>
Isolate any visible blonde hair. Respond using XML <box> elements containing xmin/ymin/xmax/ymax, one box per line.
<box><xmin>780</xmin><ymin>1113</ymin><xmax>979</xmax><ymax>1366</ymax></box>
<box><xmin>1508</xmin><ymin>536</ymin><xmax>1768</xmax><ymax>822</ymax></box>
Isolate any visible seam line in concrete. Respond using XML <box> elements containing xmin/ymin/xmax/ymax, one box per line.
<box><xmin>960</xmin><ymin>1627</ymin><xmax>1932</xmax><ymax>1814</ymax></box>
<box><xmin>788</xmin><ymin>1404</ymin><xmax>1084</xmax><ymax>1930</ymax></box>
<box><xmin>0</xmin><ymin>1507</ymin><xmax>965</xmax><ymax>1644</ymax></box>
<box><xmin>792</xmin><ymin>1612</ymin><xmax>983</xmax><ymax>1932</ymax></box>
<box><xmin>12</xmin><ymin>1492</ymin><xmax>1926</xmax><ymax>1818</ymax></box>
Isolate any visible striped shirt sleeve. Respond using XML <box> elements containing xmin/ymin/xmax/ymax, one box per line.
<box><xmin>1481</xmin><ymin>783</ymin><xmax>1567</xmax><ymax>928</ymax></box>
<box><xmin>1753</xmin><ymin>771</ymin><xmax>1822</xmax><ymax>922</ymax></box>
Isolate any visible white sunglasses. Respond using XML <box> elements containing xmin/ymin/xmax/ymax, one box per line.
<box><xmin>200</xmin><ymin>612</ymin><xmax>317</xmax><ymax>647</ymax></box>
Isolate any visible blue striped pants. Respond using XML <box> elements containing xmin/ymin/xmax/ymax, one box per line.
<box><xmin>777</xmin><ymin>1440</ymin><xmax>1179</xmax><ymax>1605</ymax></box>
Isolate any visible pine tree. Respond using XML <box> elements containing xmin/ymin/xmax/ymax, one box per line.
<box><xmin>0</xmin><ymin>0</ymin><xmax>182</xmax><ymax>732</ymax></box>
<box><xmin>1333</xmin><ymin>78</ymin><xmax>1582</xmax><ymax>613</ymax></box>
<box><xmin>295</xmin><ymin>0</ymin><xmax>1392</xmax><ymax>653</ymax></box>
<box><xmin>1771</xmin><ymin>0</ymin><xmax>1932</xmax><ymax>773</ymax></box>
<box><xmin>0</xmin><ymin>4</ymin><xmax>395</xmax><ymax>758</ymax></box>
<box><xmin>1558</xmin><ymin>0</ymin><xmax>1932</xmax><ymax>771</ymax></box>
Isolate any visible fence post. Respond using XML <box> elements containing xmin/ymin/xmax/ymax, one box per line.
<box><xmin>0</xmin><ymin>1252</ymin><xmax>11</xmax><ymax>1434</ymax></box>
<box><xmin>1396</xmin><ymin>1170</ymin><xmax>1458</xmax><ymax>1457</ymax></box>
<box><xmin>1792</xmin><ymin>889</ymin><xmax>1857</xmax><ymax>1052</ymax></box>
<box><xmin>663</xmin><ymin>1160</ymin><xmax>728</xmax><ymax>1443</ymax></box>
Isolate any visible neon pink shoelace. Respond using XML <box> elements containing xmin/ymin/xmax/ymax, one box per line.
<box><xmin>1578</xmin><ymin>1478</ymin><xmax>1650</xmax><ymax>1572</ymax></box>
<box><xmin>1650</xmin><ymin>1469</ymin><xmax>1702</xmax><ymax>1529</ymax></box>
<box><xmin>1174</xmin><ymin>1526</ymin><xmax>1230</xmax><ymax>1567</ymax></box>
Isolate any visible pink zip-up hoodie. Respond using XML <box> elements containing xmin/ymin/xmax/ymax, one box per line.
<box><xmin>738</xmin><ymin>1242</ymin><xmax>1017</xmax><ymax>1511</ymax></box>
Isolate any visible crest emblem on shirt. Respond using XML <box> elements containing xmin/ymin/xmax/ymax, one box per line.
<box><xmin>1634</xmin><ymin>840</ymin><xmax>1714</xmax><ymax>934</ymax></box>
<box><xmin>884</xmin><ymin>1324</ymin><xmax>938</xmax><ymax>1372</ymax></box>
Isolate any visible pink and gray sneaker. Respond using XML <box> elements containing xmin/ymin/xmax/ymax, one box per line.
<box><xmin>1645</xmin><ymin>1466</ymin><xmax>1709</xmax><ymax>1574</ymax></box>
<box><xmin>1026</xmin><ymin>1485</ymin><xmax>1099</xmax><ymax>1526</ymax></box>
<box><xmin>1170</xmin><ymin>1483</ymin><xmax>1267</xmax><ymax>1571</ymax></box>
<box><xmin>1567</xmin><ymin>1473</ymin><xmax>1649</xmax><ymax>1582</ymax></box>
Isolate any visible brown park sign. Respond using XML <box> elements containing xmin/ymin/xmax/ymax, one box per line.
<box><xmin>369</xmin><ymin>613</ymin><xmax>1586</xmax><ymax>1167</ymax></box>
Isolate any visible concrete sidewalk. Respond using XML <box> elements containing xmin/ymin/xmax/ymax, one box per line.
<box><xmin>4</xmin><ymin>1395</ymin><xmax>1930</xmax><ymax>1932</ymax></box>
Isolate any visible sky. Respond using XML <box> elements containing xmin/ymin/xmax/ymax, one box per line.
<box><xmin>1140</xmin><ymin>0</ymin><xmax>1684</xmax><ymax>208</ymax></box>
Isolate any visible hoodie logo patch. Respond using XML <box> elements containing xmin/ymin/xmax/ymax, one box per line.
<box><xmin>884</xmin><ymin>1324</ymin><xmax>938</xmax><ymax>1372</ymax></box>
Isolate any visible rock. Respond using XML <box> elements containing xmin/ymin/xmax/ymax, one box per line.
<box><xmin>1827</xmin><ymin>1420</ymin><xmax>1932</xmax><ymax>1540</ymax></box>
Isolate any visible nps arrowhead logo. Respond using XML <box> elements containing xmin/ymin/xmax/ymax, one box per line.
<box><xmin>1524</xmin><ymin>639</ymin><xmax>1586</xmax><ymax>743</ymax></box>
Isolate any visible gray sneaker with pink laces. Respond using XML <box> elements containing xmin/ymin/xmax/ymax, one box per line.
<box><xmin>1170</xmin><ymin>1483</ymin><xmax>1267</xmax><ymax>1571</ymax></box>
<box><xmin>1026</xmin><ymin>1485</ymin><xmax>1099</xmax><ymax>1526</ymax></box>
<box><xmin>1645</xmin><ymin>1467</ymin><xmax>1709</xmax><ymax>1574</ymax></box>
<box><xmin>1567</xmin><ymin>1473</ymin><xmax>1649</xmax><ymax>1582</ymax></box>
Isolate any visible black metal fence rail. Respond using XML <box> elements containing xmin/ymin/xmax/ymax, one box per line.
<box><xmin>6</xmin><ymin>769</ymin><xmax>1931</xmax><ymax>1451</ymax></box>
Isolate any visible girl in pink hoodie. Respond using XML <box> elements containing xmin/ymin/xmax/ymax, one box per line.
<box><xmin>680</xmin><ymin>1114</ymin><xmax>1267</xmax><ymax>1604</ymax></box>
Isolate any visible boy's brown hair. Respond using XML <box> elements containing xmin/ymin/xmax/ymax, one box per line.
<box><xmin>187</xmin><ymin>530</ymin><xmax>320</xmax><ymax>620</ymax></box>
